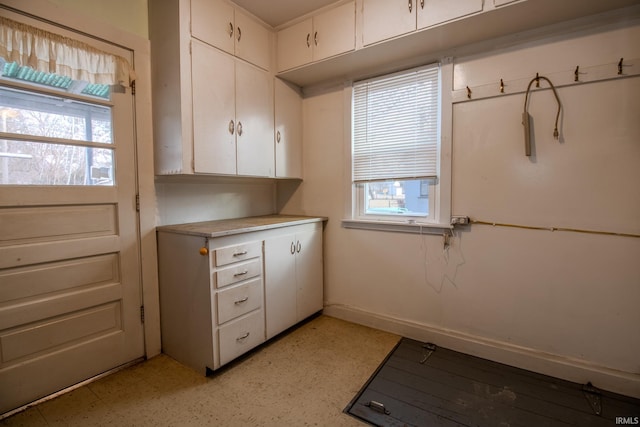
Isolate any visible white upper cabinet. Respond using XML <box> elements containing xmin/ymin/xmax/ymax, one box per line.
<box><xmin>192</xmin><ymin>41</ymin><xmax>274</xmax><ymax>177</ymax></box>
<box><xmin>235</xmin><ymin>60</ymin><xmax>275</xmax><ymax>177</ymax></box>
<box><xmin>274</xmin><ymin>79</ymin><xmax>303</xmax><ymax>179</ymax></box>
<box><xmin>192</xmin><ymin>41</ymin><xmax>236</xmax><ymax>175</ymax></box>
<box><xmin>362</xmin><ymin>0</ymin><xmax>416</xmax><ymax>46</ymax></box>
<box><xmin>363</xmin><ymin>0</ymin><xmax>483</xmax><ymax>46</ymax></box>
<box><xmin>150</xmin><ymin>0</ymin><xmax>275</xmax><ymax>177</ymax></box>
<box><xmin>277</xmin><ymin>1</ymin><xmax>355</xmax><ymax>72</ymax></box>
<box><xmin>191</xmin><ymin>0</ymin><xmax>271</xmax><ymax>71</ymax></box>
<box><xmin>417</xmin><ymin>0</ymin><xmax>483</xmax><ymax>29</ymax></box>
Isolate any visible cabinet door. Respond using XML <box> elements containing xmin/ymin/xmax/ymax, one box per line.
<box><xmin>234</xmin><ymin>9</ymin><xmax>271</xmax><ymax>71</ymax></box>
<box><xmin>191</xmin><ymin>0</ymin><xmax>234</xmax><ymax>55</ymax></box>
<box><xmin>362</xmin><ymin>0</ymin><xmax>416</xmax><ymax>46</ymax></box>
<box><xmin>192</xmin><ymin>40</ymin><xmax>236</xmax><ymax>174</ymax></box>
<box><xmin>312</xmin><ymin>1</ymin><xmax>355</xmax><ymax>62</ymax></box>
<box><xmin>274</xmin><ymin>79</ymin><xmax>302</xmax><ymax>179</ymax></box>
<box><xmin>264</xmin><ymin>234</ymin><xmax>297</xmax><ymax>340</ymax></box>
<box><xmin>295</xmin><ymin>229</ymin><xmax>323</xmax><ymax>321</ymax></box>
<box><xmin>277</xmin><ymin>19</ymin><xmax>313</xmax><ymax>72</ymax></box>
<box><xmin>417</xmin><ymin>0</ymin><xmax>483</xmax><ymax>29</ymax></box>
<box><xmin>235</xmin><ymin>61</ymin><xmax>274</xmax><ymax>177</ymax></box>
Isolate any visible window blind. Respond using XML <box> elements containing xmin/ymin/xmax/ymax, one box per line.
<box><xmin>353</xmin><ymin>64</ymin><xmax>440</xmax><ymax>183</ymax></box>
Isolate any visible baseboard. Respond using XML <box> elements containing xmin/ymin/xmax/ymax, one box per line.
<box><xmin>323</xmin><ymin>304</ymin><xmax>640</xmax><ymax>399</ymax></box>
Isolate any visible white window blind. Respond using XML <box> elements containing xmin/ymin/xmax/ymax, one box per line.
<box><xmin>353</xmin><ymin>64</ymin><xmax>440</xmax><ymax>183</ymax></box>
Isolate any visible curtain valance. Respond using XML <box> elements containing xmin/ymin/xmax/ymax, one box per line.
<box><xmin>0</xmin><ymin>15</ymin><xmax>135</xmax><ymax>87</ymax></box>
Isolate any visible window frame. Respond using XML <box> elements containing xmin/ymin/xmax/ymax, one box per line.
<box><xmin>344</xmin><ymin>58</ymin><xmax>453</xmax><ymax>233</ymax></box>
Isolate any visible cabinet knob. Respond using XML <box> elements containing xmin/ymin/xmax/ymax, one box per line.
<box><xmin>314</xmin><ymin>31</ymin><xmax>318</xmax><ymax>46</ymax></box>
<box><xmin>237</xmin><ymin>121</ymin><xmax>243</xmax><ymax>136</ymax></box>
<box><xmin>199</xmin><ymin>247</ymin><xmax>208</xmax><ymax>256</ymax></box>
<box><xmin>236</xmin><ymin>332</ymin><xmax>250</xmax><ymax>341</ymax></box>
<box><xmin>290</xmin><ymin>241</ymin><xmax>295</xmax><ymax>255</ymax></box>
<box><xmin>228</xmin><ymin>22</ymin><xmax>234</xmax><ymax>38</ymax></box>
<box><xmin>306</xmin><ymin>33</ymin><xmax>310</xmax><ymax>48</ymax></box>
<box><xmin>229</xmin><ymin>120</ymin><xmax>235</xmax><ymax>135</ymax></box>
<box><xmin>420</xmin><ymin>0</ymin><xmax>424</xmax><ymax>8</ymax></box>
<box><xmin>237</xmin><ymin>26</ymin><xmax>242</xmax><ymax>42</ymax></box>
<box><xmin>408</xmin><ymin>0</ymin><xmax>413</xmax><ymax>13</ymax></box>
<box><xmin>276</xmin><ymin>130</ymin><xmax>281</xmax><ymax>143</ymax></box>
<box><xmin>296</xmin><ymin>241</ymin><xmax>302</xmax><ymax>253</ymax></box>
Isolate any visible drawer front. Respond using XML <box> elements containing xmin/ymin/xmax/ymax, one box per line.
<box><xmin>218</xmin><ymin>309</ymin><xmax>265</xmax><ymax>366</ymax></box>
<box><xmin>214</xmin><ymin>258</ymin><xmax>262</xmax><ymax>288</ymax></box>
<box><xmin>217</xmin><ymin>278</ymin><xmax>263</xmax><ymax>324</ymax></box>
<box><xmin>214</xmin><ymin>241</ymin><xmax>262</xmax><ymax>267</ymax></box>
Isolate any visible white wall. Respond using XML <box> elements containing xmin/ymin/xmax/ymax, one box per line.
<box><xmin>156</xmin><ymin>178</ymin><xmax>276</xmax><ymax>226</ymax></box>
<box><xmin>282</xmin><ymin>17</ymin><xmax>640</xmax><ymax>397</ymax></box>
<box><xmin>47</xmin><ymin>0</ymin><xmax>148</xmax><ymax>39</ymax></box>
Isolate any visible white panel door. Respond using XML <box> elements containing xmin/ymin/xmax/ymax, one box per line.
<box><xmin>264</xmin><ymin>234</ymin><xmax>297</xmax><ymax>340</ymax></box>
<box><xmin>192</xmin><ymin>40</ymin><xmax>237</xmax><ymax>175</ymax></box>
<box><xmin>235</xmin><ymin>60</ymin><xmax>274</xmax><ymax>177</ymax></box>
<box><xmin>234</xmin><ymin>9</ymin><xmax>271</xmax><ymax>71</ymax></box>
<box><xmin>0</xmin><ymin>53</ymin><xmax>143</xmax><ymax>414</ymax></box>
<box><xmin>295</xmin><ymin>228</ymin><xmax>324</xmax><ymax>321</ymax></box>
<box><xmin>274</xmin><ymin>78</ymin><xmax>302</xmax><ymax>179</ymax></box>
<box><xmin>277</xmin><ymin>19</ymin><xmax>313</xmax><ymax>72</ymax></box>
<box><xmin>362</xmin><ymin>0</ymin><xmax>416</xmax><ymax>46</ymax></box>
<box><xmin>191</xmin><ymin>0</ymin><xmax>235</xmax><ymax>55</ymax></box>
<box><xmin>312</xmin><ymin>1</ymin><xmax>356</xmax><ymax>62</ymax></box>
<box><xmin>418</xmin><ymin>0</ymin><xmax>483</xmax><ymax>29</ymax></box>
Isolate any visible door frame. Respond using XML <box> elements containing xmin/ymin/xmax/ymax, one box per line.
<box><xmin>0</xmin><ymin>0</ymin><xmax>161</xmax><ymax>359</ymax></box>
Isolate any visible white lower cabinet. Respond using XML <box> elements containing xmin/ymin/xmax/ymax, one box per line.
<box><xmin>157</xmin><ymin>217</ymin><xmax>324</xmax><ymax>374</ymax></box>
<box><xmin>264</xmin><ymin>224</ymin><xmax>324</xmax><ymax>340</ymax></box>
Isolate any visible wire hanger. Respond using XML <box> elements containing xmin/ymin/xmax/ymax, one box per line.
<box><xmin>522</xmin><ymin>74</ymin><xmax>561</xmax><ymax>156</ymax></box>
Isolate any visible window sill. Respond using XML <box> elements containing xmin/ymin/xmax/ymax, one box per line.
<box><xmin>341</xmin><ymin>219</ymin><xmax>452</xmax><ymax>235</ymax></box>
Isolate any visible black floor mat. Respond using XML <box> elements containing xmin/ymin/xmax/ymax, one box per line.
<box><xmin>344</xmin><ymin>338</ymin><xmax>640</xmax><ymax>427</ymax></box>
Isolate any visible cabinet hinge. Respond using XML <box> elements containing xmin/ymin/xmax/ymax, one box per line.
<box><xmin>135</xmin><ymin>194</ymin><xmax>140</xmax><ymax>212</ymax></box>
<box><xmin>131</xmin><ymin>80</ymin><xmax>136</xmax><ymax>96</ymax></box>
<box><xmin>140</xmin><ymin>305</ymin><xmax>145</xmax><ymax>323</ymax></box>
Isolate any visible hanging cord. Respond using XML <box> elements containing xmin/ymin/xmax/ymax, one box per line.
<box><xmin>522</xmin><ymin>74</ymin><xmax>562</xmax><ymax>156</ymax></box>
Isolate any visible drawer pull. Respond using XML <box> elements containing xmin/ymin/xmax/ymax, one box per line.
<box><xmin>234</xmin><ymin>296</ymin><xmax>249</xmax><ymax>305</ymax></box>
<box><xmin>236</xmin><ymin>332</ymin><xmax>250</xmax><ymax>341</ymax></box>
<box><xmin>233</xmin><ymin>270</ymin><xmax>249</xmax><ymax>277</ymax></box>
<box><xmin>233</xmin><ymin>251</ymin><xmax>248</xmax><ymax>257</ymax></box>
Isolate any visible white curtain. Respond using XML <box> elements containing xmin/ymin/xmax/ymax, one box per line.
<box><xmin>0</xmin><ymin>15</ymin><xmax>135</xmax><ymax>87</ymax></box>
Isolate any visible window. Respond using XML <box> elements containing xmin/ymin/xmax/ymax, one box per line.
<box><xmin>0</xmin><ymin>14</ymin><xmax>135</xmax><ymax>186</ymax></box>
<box><xmin>352</xmin><ymin>64</ymin><xmax>440</xmax><ymax>223</ymax></box>
<box><xmin>0</xmin><ymin>85</ymin><xmax>114</xmax><ymax>186</ymax></box>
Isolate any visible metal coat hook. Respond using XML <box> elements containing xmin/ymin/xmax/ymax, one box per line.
<box><xmin>466</xmin><ymin>86</ymin><xmax>472</xmax><ymax>99</ymax></box>
<box><xmin>618</xmin><ymin>58</ymin><xmax>624</xmax><ymax>75</ymax></box>
<box><xmin>500</xmin><ymin>79</ymin><xmax>504</xmax><ymax>93</ymax></box>
<box><xmin>574</xmin><ymin>66</ymin><xmax>580</xmax><ymax>82</ymax></box>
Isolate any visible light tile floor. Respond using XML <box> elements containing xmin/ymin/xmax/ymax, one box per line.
<box><xmin>1</xmin><ymin>315</ymin><xmax>399</xmax><ymax>426</ymax></box>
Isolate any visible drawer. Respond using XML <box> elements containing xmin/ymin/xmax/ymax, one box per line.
<box><xmin>218</xmin><ymin>309</ymin><xmax>265</xmax><ymax>366</ymax></box>
<box><xmin>217</xmin><ymin>278</ymin><xmax>263</xmax><ymax>324</ymax></box>
<box><xmin>214</xmin><ymin>241</ymin><xmax>262</xmax><ymax>267</ymax></box>
<box><xmin>214</xmin><ymin>258</ymin><xmax>262</xmax><ymax>289</ymax></box>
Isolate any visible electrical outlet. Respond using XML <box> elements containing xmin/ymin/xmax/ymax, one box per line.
<box><xmin>451</xmin><ymin>216</ymin><xmax>470</xmax><ymax>226</ymax></box>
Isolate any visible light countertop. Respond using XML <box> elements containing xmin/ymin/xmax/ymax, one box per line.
<box><xmin>156</xmin><ymin>214</ymin><xmax>327</xmax><ymax>238</ymax></box>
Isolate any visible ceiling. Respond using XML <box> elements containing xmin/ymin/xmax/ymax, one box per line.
<box><xmin>232</xmin><ymin>0</ymin><xmax>340</xmax><ymax>27</ymax></box>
